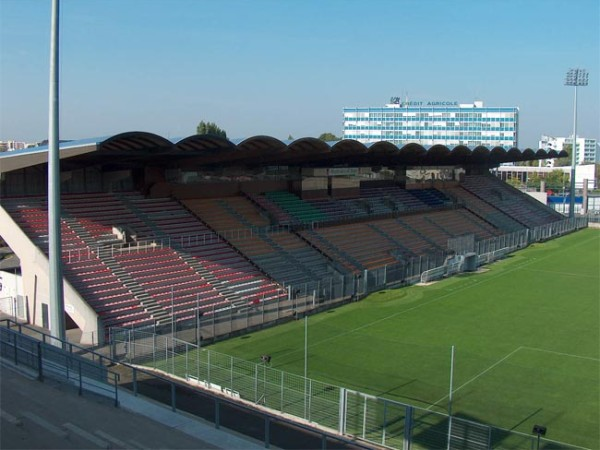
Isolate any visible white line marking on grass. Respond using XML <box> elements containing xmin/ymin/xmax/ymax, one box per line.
<box><xmin>523</xmin><ymin>268</ymin><xmax>598</xmax><ymax>278</ymax></box>
<box><xmin>284</xmin><ymin>232</ymin><xmax>599</xmax><ymax>359</ymax></box>
<box><xmin>325</xmin><ymin>233</ymin><xmax>599</xmax><ymax>343</ymax></box>
<box><xmin>426</xmin><ymin>346</ymin><xmax>524</xmax><ymax>411</ymax></box>
<box><xmin>522</xmin><ymin>346</ymin><xmax>600</xmax><ymax>362</ymax></box>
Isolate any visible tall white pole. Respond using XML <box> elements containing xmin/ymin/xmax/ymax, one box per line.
<box><xmin>171</xmin><ymin>287</ymin><xmax>174</xmax><ymax>337</ymax></box>
<box><xmin>304</xmin><ymin>315</ymin><xmax>308</xmax><ymax>380</ymax></box>
<box><xmin>196</xmin><ymin>294</ymin><xmax>200</xmax><ymax>347</ymax></box>
<box><xmin>447</xmin><ymin>345</ymin><xmax>455</xmax><ymax>450</ymax></box>
<box><xmin>565</xmin><ymin>68</ymin><xmax>588</xmax><ymax>218</ymax></box>
<box><xmin>196</xmin><ymin>294</ymin><xmax>200</xmax><ymax>380</ymax></box>
<box><xmin>48</xmin><ymin>0</ymin><xmax>65</xmax><ymax>343</ymax></box>
<box><xmin>569</xmin><ymin>85</ymin><xmax>578</xmax><ymax>218</ymax></box>
<box><xmin>304</xmin><ymin>315</ymin><xmax>308</xmax><ymax>419</ymax></box>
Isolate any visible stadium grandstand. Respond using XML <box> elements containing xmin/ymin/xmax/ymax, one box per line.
<box><xmin>0</xmin><ymin>132</ymin><xmax>572</xmax><ymax>345</ymax></box>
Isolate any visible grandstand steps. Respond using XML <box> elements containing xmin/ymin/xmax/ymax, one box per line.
<box><xmin>300</xmin><ymin>229</ymin><xmax>363</xmax><ymax>272</ymax></box>
<box><xmin>395</xmin><ymin>217</ymin><xmax>441</xmax><ymax>249</ymax></box>
<box><xmin>423</xmin><ymin>216</ymin><xmax>453</xmax><ymax>241</ymax></box>
<box><xmin>94</xmin><ymin>247</ymin><xmax>169</xmax><ymax>322</ymax></box>
<box><xmin>455</xmin><ymin>209</ymin><xmax>502</xmax><ymax>237</ymax></box>
<box><xmin>444</xmin><ymin>187</ymin><xmax>523</xmax><ymax>232</ymax></box>
<box><xmin>177</xmin><ymin>253</ymin><xmax>242</xmax><ymax>303</ymax></box>
<box><xmin>116</xmin><ymin>193</ymin><xmax>165</xmax><ymax>238</ymax></box>
<box><xmin>366</xmin><ymin>223</ymin><xmax>412</xmax><ymax>259</ymax></box>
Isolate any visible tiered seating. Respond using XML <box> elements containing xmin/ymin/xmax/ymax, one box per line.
<box><xmin>118</xmin><ymin>196</ymin><xmax>286</xmax><ymax>306</ymax></box>
<box><xmin>442</xmin><ymin>186</ymin><xmax>523</xmax><ymax>232</ymax></box>
<box><xmin>300</xmin><ymin>222</ymin><xmax>400</xmax><ymax>271</ymax></box>
<box><xmin>61</xmin><ymin>192</ymin><xmax>153</xmax><ymax>242</ymax></box>
<box><xmin>424</xmin><ymin>210</ymin><xmax>500</xmax><ymax>241</ymax></box>
<box><xmin>307</xmin><ymin>198</ymin><xmax>368</xmax><ymax>222</ymax></box>
<box><xmin>182</xmin><ymin>197</ymin><xmax>270</xmax><ymax>231</ymax></box>
<box><xmin>265</xmin><ymin>191</ymin><xmax>327</xmax><ymax>224</ymax></box>
<box><xmin>123</xmin><ymin>195</ymin><xmax>208</xmax><ymax>241</ymax></box>
<box><xmin>369</xmin><ymin>219</ymin><xmax>437</xmax><ymax>257</ymax></box>
<box><xmin>408</xmin><ymin>189</ymin><xmax>450</xmax><ymax>207</ymax></box>
<box><xmin>461</xmin><ymin>175</ymin><xmax>563</xmax><ymax>228</ymax></box>
<box><xmin>113</xmin><ymin>248</ymin><xmax>227</xmax><ymax>320</ymax></box>
<box><xmin>396</xmin><ymin>214</ymin><xmax>451</xmax><ymax>248</ymax></box>
<box><xmin>360</xmin><ymin>186</ymin><xmax>430</xmax><ymax>212</ymax></box>
<box><xmin>183</xmin><ymin>196</ymin><xmax>339</xmax><ymax>289</ymax></box>
<box><xmin>63</xmin><ymin>257</ymin><xmax>152</xmax><ymax>327</ymax></box>
<box><xmin>3</xmin><ymin>196</ymin><xmax>153</xmax><ymax>328</ymax></box>
<box><xmin>246</xmin><ymin>193</ymin><xmax>295</xmax><ymax>225</ymax></box>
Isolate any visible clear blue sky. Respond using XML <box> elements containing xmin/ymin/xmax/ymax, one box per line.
<box><xmin>1</xmin><ymin>0</ymin><xmax>598</xmax><ymax>149</ymax></box>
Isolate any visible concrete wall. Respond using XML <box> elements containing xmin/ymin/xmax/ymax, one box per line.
<box><xmin>0</xmin><ymin>206</ymin><xmax>99</xmax><ymax>344</ymax></box>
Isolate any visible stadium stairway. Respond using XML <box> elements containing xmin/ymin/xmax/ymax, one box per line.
<box><xmin>264</xmin><ymin>191</ymin><xmax>327</xmax><ymax>224</ymax></box>
<box><xmin>62</xmin><ymin>217</ymin><xmax>169</xmax><ymax>323</ymax></box>
<box><xmin>299</xmin><ymin>228</ymin><xmax>364</xmax><ymax>273</ymax></box>
<box><xmin>182</xmin><ymin>195</ymin><xmax>343</xmax><ymax>290</ymax></box>
<box><xmin>395</xmin><ymin>216</ymin><xmax>443</xmax><ymax>250</ymax></box>
<box><xmin>366</xmin><ymin>222</ymin><xmax>414</xmax><ymax>260</ymax></box>
<box><xmin>442</xmin><ymin>187</ymin><xmax>524</xmax><ymax>232</ymax></box>
<box><xmin>176</xmin><ymin>253</ymin><xmax>243</xmax><ymax>305</ymax></box>
<box><xmin>461</xmin><ymin>175</ymin><xmax>563</xmax><ymax>228</ymax></box>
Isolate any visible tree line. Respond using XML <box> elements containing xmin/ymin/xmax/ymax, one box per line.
<box><xmin>196</xmin><ymin>120</ymin><xmax>340</xmax><ymax>142</ymax></box>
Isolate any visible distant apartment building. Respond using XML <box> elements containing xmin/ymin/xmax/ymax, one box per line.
<box><xmin>343</xmin><ymin>99</ymin><xmax>519</xmax><ymax>148</ymax></box>
<box><xmin>539</xmin><ymin>135</ymin><xmax>599</xmax><ymax>165</ymax></box>
<box><xmin>0</xmin><ymin>141</ymin><xmax>30</xmax><ymax>152</ymax></box>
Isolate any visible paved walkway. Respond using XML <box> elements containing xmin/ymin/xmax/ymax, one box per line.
<box><xmin>1</xmin><ymin>359</ymin><xmax>266</xmax><ymax>449</ymax></box>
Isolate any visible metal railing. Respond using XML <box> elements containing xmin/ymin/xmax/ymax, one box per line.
<box><xmin>0</xmin><ymin>321</ymin><xmax>119</xmax><ymax>406</ymax></box>
<box><xmin>111</xmin><ymin>328</ymin><xmax>586</xmax><ymax>450</ymax></box>
<box><xmin>0</xmin><ymin>319</ymin><xmax>372</xmax><ymax>449</ymax></box>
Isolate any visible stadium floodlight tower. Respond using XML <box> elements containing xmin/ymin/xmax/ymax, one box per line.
<box><xmin>48</xmin><ymin>0</ymin><xmax>66</xmax><ymax>344</ymax></box>
<box><xmin>564</xmin><ymin>68</ymin><xmax>589</xmax><ymax>218</ymax></box>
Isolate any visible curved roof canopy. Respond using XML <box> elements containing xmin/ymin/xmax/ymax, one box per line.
<box><xmin>0</xmin><ymin>131</ymin><xmax>569</xmax><ymax>174</ymax></box>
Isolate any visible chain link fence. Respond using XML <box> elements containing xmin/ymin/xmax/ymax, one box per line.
<box><xmin>110</xmin><ymin>327</ymin><xmax>585</xmax><ymax>450</ymax></box>
<box><xmin>108</xmin><ymin>216</ymin><xmax>589</xmax><ymax>449</ymax></box>
<box><xmin>142</xmin><ymin>217</ymin><xmax>588</xmax><ymax>345</ymax></box>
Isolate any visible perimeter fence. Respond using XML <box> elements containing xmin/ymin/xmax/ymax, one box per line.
<box><xmin>110</xmin><ymin>327</ymin><xmax>584</xmax><ymax>450</ymax></box>
<box><xmin>134</xmin><ymin>217</ymin><xmax>587</xmax><ymax>345</ymax></box>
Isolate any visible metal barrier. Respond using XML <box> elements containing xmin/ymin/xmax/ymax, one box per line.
<box><xmin>0</xmin><ymin>323</ymin><xmax>119</xmax><ymax>406</ymax></box>
<box><xmin>147</xmin><ymin>217</ymin><xmax>588</xmax><ymax>347</ymax></box>
<box><xmin>111</xmin><ymin>328</ymin><xmax>586</xmax><ymax>450</ymax></box>
<box><xmin>0</xmin><ymin>319</ymin><xmax>372</xmax><ymax>449</ymax></box>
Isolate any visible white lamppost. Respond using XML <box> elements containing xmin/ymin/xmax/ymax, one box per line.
<box><xmin>564</xmin><ymin>68</ymin><xmax>589</xmax><ymax>218</ymax></box>
<box><xmin>48</xmin><ymin>0</ymin><xmax>66</xmax><ymax>344</ymax></box>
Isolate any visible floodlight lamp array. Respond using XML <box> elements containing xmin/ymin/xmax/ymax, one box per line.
<box><xmin>564</xmin><ymin>68</ymin><xmax>589</xmax><ymax>86</ymax></box>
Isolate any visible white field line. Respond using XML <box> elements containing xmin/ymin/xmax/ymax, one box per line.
<box><xmin>523</xmin><ymin>268</ymin><xmax>599</xmax><ymax>279</ymax></box>
<box><xmin>521</xmin><ymin>346</ymin><xmax>600</xmax><ymax>362</ymax></box>
<box><xmin>426</xmin><ymin>346</ymin><xmax>524</xmax><ymax>411</ymax></box>
<box><xmin>309</xmin><ymin>232</ymin><xmax>599</xmax><ymax>350</ymax></box>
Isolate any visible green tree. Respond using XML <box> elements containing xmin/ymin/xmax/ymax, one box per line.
<box><xmin>526</xmin><ymin>172</ymin><xmax>542</xmax><ymax>189</ymax></box>
<box><xmin>544</xmin><ymin>169</ymin><xmax>569</xmax><ymax>190</ymax></box>
<box><xmin>506</xmin><ymin>177</ymin><xmax>523</xmax><ymax>188</ymax></box>
<box><xmin>554</xmin><ymin>144</ymin><xmax>572</xmax><ymax>167</ymax></box>
<box><xmin>287</xmin><ymin>134</ymin><xmax>294</xmax><ymax>141</ymax></box>
<box><xmin>318</xmin><ymin>132</ymin><xmax>341</xmax><ymax>142</ymax></box>
<box><xmin>196</xmin><ymin>121</ymin><xmax>227</xmax><ymax>138</ymax></box>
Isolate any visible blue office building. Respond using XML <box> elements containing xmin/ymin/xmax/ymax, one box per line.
<box><xmin>343</xmin><ymin>99</ymin><xmax>519</xmax><ymax>148</ymax></box>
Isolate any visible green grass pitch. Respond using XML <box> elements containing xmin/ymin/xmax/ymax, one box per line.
<box><xmin>207</xmin><ymin>229</ymin><xmax>599</xmax><ymax>448</ymax></box>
